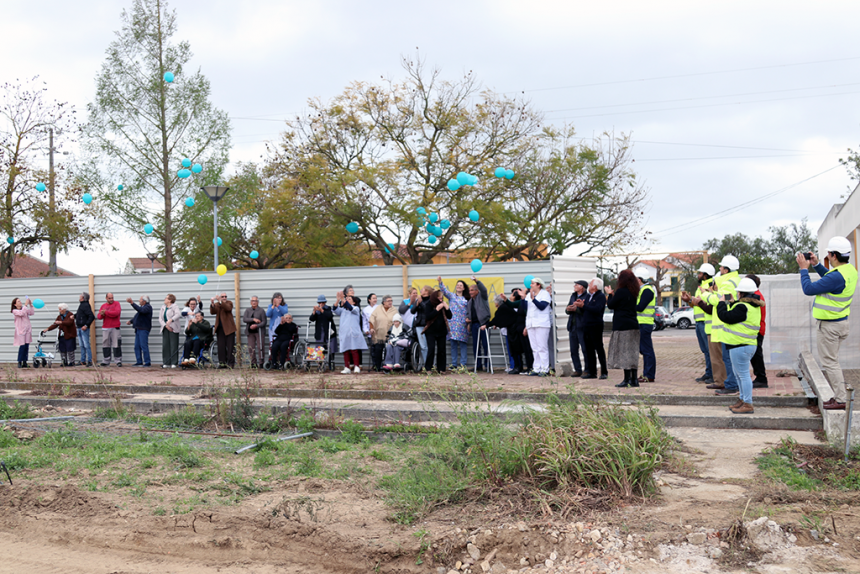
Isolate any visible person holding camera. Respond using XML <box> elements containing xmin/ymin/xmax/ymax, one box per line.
<box><xmin>702</xmin><ymin>255</ymin><xmax>741</xmax><ymax>396</ymax></box>
<box><xmin>797</xmin><ymin>237</ymin><xmax>856</xmax><ymax>410</ymax></box>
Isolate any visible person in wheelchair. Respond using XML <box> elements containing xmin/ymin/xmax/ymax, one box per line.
<box><xmin>271</xmin><ymin>314</ymin><xmax>298</xmax><ymax>369</ymax></box>
<box><xmin>382</xmin><ymin>314</ymin><xmax>411</xmax><ymax>371</ymax></box>
<box><xmin>180</xmin><ymin>311</ymin><xmax>212</xmax><ymax>367</ymax></box>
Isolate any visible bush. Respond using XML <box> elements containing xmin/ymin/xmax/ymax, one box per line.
<box><xmin>0</xmin><ymin>400</ymin><xmax>34</xmax><ymax>420</ymax></box>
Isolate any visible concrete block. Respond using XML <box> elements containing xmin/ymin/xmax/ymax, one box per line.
<box><xmin>799</xmin><ymin>351</ymin><xmax>860</xmax><ymax>448</ymax></box>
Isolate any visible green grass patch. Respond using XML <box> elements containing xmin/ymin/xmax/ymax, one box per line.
<box><xmin>756</xmin><ymin>436</ymin><xmax>860</xmax><ymax>491</ymax></box>
<box><xmin>0</xmin><ymin>399</ymin><xmax>35</xmax><ymax>420</ymax></box>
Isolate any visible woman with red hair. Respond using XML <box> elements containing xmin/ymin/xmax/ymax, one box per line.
<box><xmin>605</xmin><ymin>269</ymin><xmax>641</xmax><ymax>387</ymax></box>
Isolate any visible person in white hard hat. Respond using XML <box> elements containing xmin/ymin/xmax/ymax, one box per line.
<box><xmin>702</xmin><ymin>255</ymin><xmax>741</xmax><ymax>397</ymax></box>
<box><xmin>683</xmin><ymin>263</ymin><xmax>716</xmax><ymax>383</ymax></box>
<box><xmin>634</xmin><ymin>269</ymin><xmax>657</xmax><ymax>382</ymax></box>
<box><xmin>715</xmin><ymin>277</ymin><xmax>764</xmax><ymax>414</ymax></box>
<box><xmin>797</xmin><ymin>236</ymin><xmax>857</xmax><ymax>410</ymax></box>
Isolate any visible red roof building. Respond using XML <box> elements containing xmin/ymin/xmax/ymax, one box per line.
<box><xmin>3</xmin><ymin>254</ymin><xmax>76</xmax><ymax>278</ymax></box>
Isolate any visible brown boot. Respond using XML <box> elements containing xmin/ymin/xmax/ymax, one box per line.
<box><xmin>730</xmin><ymin>399</ymin><xmax>744</xmax><ymax>410</ymax></box>
<box><xmin>706</xmin><ymin>382</ymin><xmax>725</xmax><ymax>389</ymax></box>
<box><xmin>730</xmin><ymin>402</ymin><xmax>754</xmax><ymax>414</ymax></box>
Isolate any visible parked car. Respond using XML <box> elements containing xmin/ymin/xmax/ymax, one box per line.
<box><xmin>654</xmin><ymin>306</ymin><xmax>671</xmax><ymax>331</ymax></box>
<box><xmin>671</xmin><ymin>306</ymin><xmax>695</xmax><ymax>329</ymax></box>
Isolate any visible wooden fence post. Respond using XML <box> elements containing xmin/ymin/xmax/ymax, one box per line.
<box><xmin>88</xmin><ymin>274</ymin><xmax>96</xmax><ymax>355</ymax></box>
<box><xmin>234</xmin><ymin>271</ymin><xmax>241</xmax><ymax>366</ymax></box>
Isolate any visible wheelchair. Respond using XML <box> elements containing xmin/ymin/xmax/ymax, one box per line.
<box><xmin>382</xmin><ymin>334</ymin><xmax>423</xmax><ymax>374</ymax></box>
<box><xmin>263</xmin><ymin>334</ymin><xmax>298</xmax><ymax>371</ymax></box>
<box><xmin>180</xmin><ymin>336</ymin><xmax>217</xmax><ymax>369</ymax></box>
<box><xmin>291</xmin><ymin>321</ymin><xmax>334</xmax><ymax>372</ymax></box>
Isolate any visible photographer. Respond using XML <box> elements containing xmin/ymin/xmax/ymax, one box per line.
<box><xmin>797</xmin><ymin>237</ymin><xmax>856</xmax><ymax>410</ymax></box>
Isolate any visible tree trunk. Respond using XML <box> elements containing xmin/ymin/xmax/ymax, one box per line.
<box><xmin>156</xmin><ymin>0</ymin><xmax>173</xmax><ymax>272</ymax></box>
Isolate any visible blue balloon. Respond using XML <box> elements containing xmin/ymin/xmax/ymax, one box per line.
<box><xmin>213</xmin><ymin>237</ymin><xmax>222</xmax><ymax>246</ymax></box>
<box><xmin>181</xmin><ymin>158</ymin><xmax>191</xmax><ymax>168</ymax></box>
<box><xmin>416</xmin><ymin>207</ymin><xmax>427</xmax><ymax>215</ymax></box>
<box><xmin>185</xmin><ymin>197</ymin><xmax>195</xmax><ymax>207</ymax></box>
<box><xmin>117</xmin><ymin>184</ymin><xmax>124</xmax><ymax>191</ymax></box>
<box><xmin>32</xmin><ymin>298</ymin><xmax>45</xmax><ymax>309</ymax></box>
<box><xmin>403</xmin><ymin>299</ymin><xmax>409</xmax><ymax>306</ymax></box>
<box><xmin>447</xmin><ymin>179</ymin><xmax>460</xmax><ymax>191</ymax></box>
<box><xmin>428</xmin><ymin>235</ymin><xmax>437</xmax><ymax>244</ymax></box>
<box><xmin>6</xmin><ymin>237</ymin><xmax>13</xmax><ymax>244</ymax></box>
<box><xmin>505</xmin><ymin>169</ymin><xmax>515</xmax><ymax>180</ymax></box>
<box><xmin>346</xmin><ymin>222</ymin><xmax>359</xmax><ymax>234</ymax></box>
<box><xmin>432</xmin><ymin>227</ymin><xmax>443</xmax><ymax>237</ymax></box>
<box><xmin>82</xmin><ymin>193</ymin><xmax>93</xmax><ymax>205</ymax></box>
<box><xmin>524</xmin><ymin>275</ymin><xmax>535</xmax><ymax>288</ymax></box>
<box><xmin>249</xmin><ymin>250</ymin><xmax>259</xmax><ymax>259</ymax></box>
<box><xmin>35</xmin><ymin>182</ymin><xmax>46</xmax><ymax>192</ymax></box>
<box><xmin>144</xmin><ymin>223</ymin><xmax>154</xmax><ymax>235</ymax></box>
<box><xmin>164</xmin><ymin>72</ymin><xmax>175</xmax><ymax>83</ymax></box>
<box><xmin>470</xmin><ymin>259</ymin><xmax>483</xmax><ymax>273</ymax></box>
<box><xmin>440</xmin><ymin>219</ymin><xmax>451</xmax><ymax>229</ymax></box>
<box><xmin>384</xmin><ymin>247</ymin><xmax>390</xmax><ymax>253</ymax></box>
<box><xmin>456</xmin><ymin>172</ymin><xmax>470</xmax><ymax>186</ymax></box>
<box><xmin>469</xmin><ymin>210</ymin><xmax>480</xmax><ymax>222</ymax></box>
<box><xmin>468</xmin><ymin>174</ymin><xmax>479</xmax><ymax>186</ymax></box>
<box><xmin>191</xmin><ymin>163</ymin><xmax>202</xmax><ymax>174</ymax></box>
<box><xmin>494</xmin><ymin>167</ymin><xmax>506</xmax><ymax>178</ymax></box>
<box><xmin>177</xmin><ymin>169</ymin><xmax>191</xmax><ymax>179</ymax></box>
<box><xmin>388</xmin><ymin>243</ymin><xmax>395</xmax><ymax>252</ymax></box>
<box><xmin>197</xmin><ymin>274</ymin><xmax>208</xmax><ymax>285</ymax></box>
<box><xmin>428</xmin><ymin>213</ymin><xmax>439</xmax><ymax>223</ymax></box>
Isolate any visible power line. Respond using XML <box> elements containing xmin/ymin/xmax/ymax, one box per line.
<box><xmin>635</xmin><ymin>154</ymin><xmax>838</xmax><ymax>162</ymax></box>
<box><xmin>508</xmin><ymin>56</ymin><xmax>860</xmax><ymax>94</ymax></box>
<box><xmin>633</xmin><ymin>140</ymin><xmax>841</xmax><ymax>153</ymax></box>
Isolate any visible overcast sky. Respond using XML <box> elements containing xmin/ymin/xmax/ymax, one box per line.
<box><xmin>3</xmin><ymin>0</ymin><xmax>859</xmax><ymax>275</ymax></box>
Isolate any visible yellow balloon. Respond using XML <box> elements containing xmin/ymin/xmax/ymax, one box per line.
<box><xmin>216</xmin><ymin>264</ymin><xmax>227</xmax><ymax>276</ymax></box>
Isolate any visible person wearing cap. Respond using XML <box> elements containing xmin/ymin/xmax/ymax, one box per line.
<box><xmin>702</xmin><ymin>255</ymin><xmax>741</xmax><ymax>396</ymax></box>
<box><xmin>715</xmin><ymin>277</ymin><xmax>764</xmax><ymax>414</ymax></box>
<box><xmin>524</xmin><ymin>277</ymin><xmax>553</xmax><ymax>376</ymax></box>
<box><xmin>634</xmin><ymin>269</ymin><xmax>657</xmax><ymax>383</ymax></box>
<box><xmin>310</xmin><ymin>295</ymin><xmax>337</xmax><ymax>347</ymax></box>
<box><xmin>383</xmin><ymin>313</ymin><xmax>411</xmax><ymax>370</ymax></box>
<box><xmin>746</xmin><ymin>274</ymin><xmax>768</xmax><ymax>389</ymax></box>
<box><xmin>565</xmin><ymin>280</ymin><xmax>589</xmax><ymax>377</ymax></box>
<box><xmin>683</xmin><ymin>263</ymin><xmax>716</xmax><ymax>383</ymax></box>
<box><xmin>797</xmin><ymin>236</ymin><xmax>857</xmax><ymax>410</ymax></box>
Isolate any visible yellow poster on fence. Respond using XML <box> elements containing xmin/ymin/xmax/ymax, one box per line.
<box><xmin>411</xmin><ymin>277</ymin><xmax>505</xmax><ymax>320</ymax></box>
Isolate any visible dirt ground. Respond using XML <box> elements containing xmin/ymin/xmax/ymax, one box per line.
<box><xmin>1</xmin><ymin>428</ymin><xmax>858</xmax><ymax>574</ymax></box>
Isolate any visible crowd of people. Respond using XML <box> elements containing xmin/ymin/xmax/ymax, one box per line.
<box><xmin>8</xmin><ymin>237</ymin><xmax>855</xmax><ymax>410</ymax></box>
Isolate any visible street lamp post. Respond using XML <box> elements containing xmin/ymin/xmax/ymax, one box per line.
<box><xmin>146</xmin><ymin>252</ymin><xmax>157</xmax><ymax>274</ymax></box>
<box><xmin>201</xmin><ymin>186</ymin><xmax>229</xmax><ymax>269</ymax></box>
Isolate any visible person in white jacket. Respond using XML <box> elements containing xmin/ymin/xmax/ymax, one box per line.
<box><xmin>524</xmin><ymin>277</ymin><xmax>553</xmax><ymax>376</ymax></box>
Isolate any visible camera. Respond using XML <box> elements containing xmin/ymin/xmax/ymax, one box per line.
<box><xmin>803</xmin><ymin>252</ymin><xmax>813</xmax><ymax>260</ymax></box>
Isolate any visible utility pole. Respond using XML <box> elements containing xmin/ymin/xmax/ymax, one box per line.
<box><xmin>48</xmin><ymin>128</ymin><xmax>57</xmax><ymax>276</ymax></box>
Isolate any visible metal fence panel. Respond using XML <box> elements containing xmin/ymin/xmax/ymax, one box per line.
<box><xmin>550</xmin><ymin>256</ymin><xmax>599</xmax><ymax>375</ymax></box>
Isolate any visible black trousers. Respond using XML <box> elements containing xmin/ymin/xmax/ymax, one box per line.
<box><xmin>508</xmin><ymin>326</ymin><xmax>525</xmax><ymax>371</ymax></box>
<box><xmin>271</xmin><ymin>337</ymin><xmax>293</xmax><ymax>366</ymax></box>
<box><xmin>371</xmin><ymin>342</ymin><xmax>385</xmax><ymax>371</ymax></box>
<box><xmin>584</xmin><ymin>324</ymin><xmax>607</xmax><ymax>376</ymax></box>
<box><xmin>425</xmin><ymin>332</ymin><xmax>448</xmax><ymax>372</ymax></box>
<box><xmin>217</xmin><ymin>329</ymin><xmax>236</xmax><ymax>367</ymax></box>
<box><xmin>183</xmin><ymin>338</ymin><xmax>205</xmax><ymax>359</ymax></box>
<box><xmin>751</xmin><ymin>332</ymin><xmax>767</xmax><ymax>383</ymax></box>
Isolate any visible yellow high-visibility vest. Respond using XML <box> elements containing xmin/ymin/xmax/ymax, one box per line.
<box><xmin>812</xmin><ymin>264</ymin><xmax>856</xmax><ymax>321</ymax></box>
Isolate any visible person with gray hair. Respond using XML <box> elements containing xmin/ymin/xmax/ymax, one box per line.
<box><xmin>581</xmin><ymin>277</ymin><xmax>608</xmax><ymax>380</ymax></box>
<box><xmin>75</xmin><ymin>292</ymin><xmax>95</xmax><ymax>366</ymax></box>
<box><xmin>243</xmin><ymin>295</ymin><xmax>267</xmax><ymax>368</ymax></box>
<box><xmin>126</xmin><ymin>295</ymin><xmax>153</xmax><ymax>367</ymax></box>
<box><xmin>46</xmin><ymin>303</ymin><xmax>77</xmax><ymax>367</ymax></box>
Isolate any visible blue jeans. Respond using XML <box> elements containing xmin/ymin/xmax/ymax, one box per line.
<box><xmin>450</xmin><ymin>339</ymin><xmax>468</xmax><ymax>368</ymax></box>
<box><xmin>18</xmin><ymin>343</ymin><xmax>29</xmax><ymax>363</ymax></box>
<box><xmin>639</xmin><ymin>324</ymin><xmax>656</xmax><ymax>379</ymax></box>
<box><xmin>78</xmin><ymin>327</ymin><xmax>92</xmax><ymax>364</ymax></box>
<box><xmin>505</xmin><ymin>335</ymin><xmax>514</xmax><ymax>369</ymax></box>
<box><xmin>722</xmin><ymin>343</ymin><xmax>738</xmax><ymax>391</ymax></box>
<box><xmin>134</xmin><ymin>329</ymin><xmax>151</xmax><ymax>365</ymax></box>
<box><xmin>414</xmin><ymin>326</ymin><xmax>428</xmax><ymax>367</ymax></box>
<box><xmin>471</xmin><ymin>323</ymin><xmax>489</xmax><ymax>370</ymax></box>
<box><xmin>729</xmin><ymin>345</ymin><xmax>756</xmax><ymax>404</ymax></box>
<box><xmin>695</xmin><ymin>322</ymin><xmax>712</xmax><ymax>378</ymax></box>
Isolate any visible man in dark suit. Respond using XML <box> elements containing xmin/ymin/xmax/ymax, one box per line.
<box><xmin>581</xmin><ymin>278</ymin><xmax>608</xmax><ymax>380</ymax></box>
<box><xmin>565</xmin><ymin>280</ymin><xmax>589</xmax><ymax>377</ymax></box>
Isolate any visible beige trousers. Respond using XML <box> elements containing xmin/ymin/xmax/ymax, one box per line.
<box><xmin>708</xmin><ymin>335</ymin><xmax>725</xmax><ymax>385</ymax></box>
<box><xmin>817</xmin><ymin>319</ymin><xmax>850</xmax><ymax>403</ymax></box>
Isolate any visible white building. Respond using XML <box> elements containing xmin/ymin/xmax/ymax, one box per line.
<box><xmin>124</xmin><ymin>256</ymin><xmax>165</xmax><ymax>274</ymax></box>
<box><xmin>818</xmin><ymin>181</ymin><xmax>860</xmax><ymax>266</ymax></box>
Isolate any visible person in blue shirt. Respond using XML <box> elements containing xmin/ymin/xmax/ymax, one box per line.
<box><xmin>126</xmin><ymin>295</ymin><xmax>152</xmax><ymax>367</ymax></box>
<box><xmin>266</xmin><ymin>292</ymin><xmax>289</xmax><ymax>344</ymax></box>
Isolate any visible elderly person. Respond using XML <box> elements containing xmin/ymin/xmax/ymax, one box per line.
<box><xmin>244</xmin><ymin>295</ymin><xmax>268</xmax><ymax>368</ymax></box>
<box><xmin>489</xmin><ymin>292</ymin><xmax>517</xmax><ymax>371</ymax></box>
<box><xmin>437</xmin><ymin>276</ymin><xmax>471</xmax><ymax>370</ymax></box>
<box><xmin>210</xmin><ymin>292</ymin><xmax>237</xmax><ymax>368</ymax></box>
<box><xmin>605</xmin><ymin>270</ymin><xmax>641</xmax><ymax>388</ymax></box>
<box><xmin>159</xmin><ymin>294</ymin><xmax>182</xmax><ymax>368</ymax></box>
<box><xmin>97</xmin><ymin>292</ymin><xmax>123</xmax><ymax>367</ymax></box>
<box><xmin>565</xmin><ymin>280</ymin><xmax>589</xmax><ymax>377</ymax></box>
<box><xmin>398</xmin><ymin>287</ymin><xmax>420</xmax><ymax>330</ymax></box>
<box><xmin>75</xmin><ymin>293</ymin><xmax>95</xmax><ymax>367</ymax></box>
<box><xmin>369</xmin><ymin>295</ymin><xmax>397</xmax><ymax>371</ymax></box>
<box><xmin>180</xmin><ymin>296</ymin><xmax>203</xmax><ymax>331</ymax></box>
<box><xmin>503</xmin><ymin>288</ymin><xmax>531</xmax><ymax>375</ymax></box>
<box><xmin>382</xmin><ymin>314</ymin><xmax>411</xmax><ymax>370</ymax></box>
<box><xmin>181</xmin><ymin>311</ymin><xmax>212</xmax><ymax>367</ymax></box>
<box><xmin>423</xmin><ymin>289</ymin><xmax>453</xmax><ymax>373</ymax></box>
<box><xmin>466</xmin><ymin>276</ymin><xmax>491</xmax><ymax>371</ymax></box>
<box><xmin>266</xmin><ymin>292</ymin><xmax>289</xmax><ymax>344</ymax></box>
<box><xmin>523</xmin><ymin>278</ymin><xmax>553</xmax><ymax>376</ymax></box>
<box><xmin>271</xmin><ymin>314</ymin><xmax>299</xmax><ymax>369</ymax></box>
<box><xmin>126</xmin><ymin>295</ymin><xmax>153</xmax><ymax>367</ymax></box>
<box><xmin>12</xmin><ymin>297</ymin><xmax>35</xmax><ymax>368</ymax></box>
<box><xmin>334</xmin><ymin>290</ymin><xmax>367</xmax><ymax>373</ymax></box>
<box><xmin>405</xmin><ymin>286</ymin><xmax>431</xmax><ymax>367</ymax></box>
<box><xmin>362</xmin><ymin>293</ymin><xmax>378</xmax><ymax>339</ymax></box>
<box><xmin>581</xmin><ymin>278</ymin><xmax>608</xmax><ymax>380</ymax></box>
<box><xmin>343</xmin><ymin>284</ymin><xmax>364</xmax><ymax>366</ymax></box>
<box><xmin>45</xmin><ymin>303</ymin><xmax>77</xmax><ymax>367</ymax></box>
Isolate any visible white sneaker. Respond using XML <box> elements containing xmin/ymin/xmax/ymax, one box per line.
<box><xmin>341</xmin><ymin>367</ymin><xmax>351</xmax><ymax>374</ymax></box>
<box><xmin>353</xmin><ymin>366</ymin><xmax>361</xmax><ymax>374</ymax></box>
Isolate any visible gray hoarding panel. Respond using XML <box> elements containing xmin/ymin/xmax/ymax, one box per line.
<box><xmin>550</xmin><ymin>256</ymin><xmax>598</xmax><ymax>375</ymax></box>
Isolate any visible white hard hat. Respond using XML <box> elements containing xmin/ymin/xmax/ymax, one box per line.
<box><xmin>736</xmin><ymin>277</ymin><xmax>758</xmax><ymax>294</ymax></box>
<box><xmin>826</xmin><ymin>236</ymin><xmax>852</xmax><ymax>255</ymax></box>
<box><xmin>719</xmin><ymin>255</ymin><xmax>739</xmax><ymax>271</ymax></box>
<box><xmin>634</xmin><ymin>268</ymin><xmax>650</xmax><ymax>281</ymax></box>
<box><xmin>698</xmin><ymin>263</ymin><xmax>716</xmax><ymax>276</ymax></box>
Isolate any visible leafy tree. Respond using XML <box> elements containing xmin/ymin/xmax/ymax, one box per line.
<box><xmin>0</xmin><ymin>79</ymin><xmax>101</xmax><ymax>277</ymax></box>
<box><xmin>703</xmin><ymin>232</ymin><xmax>773</xmax><ymax>274</ymax></box>
<box><xmin>80</xmin><ymin>0</ymin><xmax>230</xmax><ymax>272</ymax></box>
<box><xmin>766</xmin><ymin>218</ymin><xmax>817</xmax><ymax>274</ymax></box>
<box><xmin>702</xmin><ymin>219</ymin><xmax>816</xmax><ymax>275</ymax></box>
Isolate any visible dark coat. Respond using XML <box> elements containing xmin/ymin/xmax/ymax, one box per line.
<box><xmin>47</xmin><ymin>311</ymin><xmax>76</xmax><ymax>340</ymax></box>
<box><xmin>582</xmin><ymin>290</ymin><xmax>606</xmax><ymax>328</ymax></box>
<box><xmin>210</xmin><ymin>300</ymin><xmax>236</xmax><ymax>335</ymax></box>
<box><xmin>607</xmin><ymin>287</ymin><xmax>638</xmax><ymax>331</ymax></box>
<box><xmin>503</xmin><ymin>298</ymin><xmax>527</xmax><ymax>328</ymax></box>
<box><xmin>488</xmin><ymin>304</ymin><xmax>517</xmax><ymax>329</ymax></box>
<box><xmin>565</xmin><ymin>292</ymin><xmax>587</xmax><ymax>331</ymax></box>
<box><xmin>310</xmin><ymin>305</ymin><xmax>336</xmax><ymax>342</ymax></box>
<box><xmin>422</xmin><ymin>301</ymin><xmax>453</xmax><ymax>337</ymax></box>
<box><xmin>465</xmin><ymin>280</ymin><xmax>490</xmax><ymax>326</ymax></box>
<box><xmin>185</xmin><ymin>318</ymin><xmax>213</xmax><ymax>345</ymax></box>
<box><xmin>273</xmin><ymin>320</ymin><xmax>299</xmax><ymax>342</ymax></box>
<box><xmin>75</xmin><ymin>301</ymin><xmax>95</xmax><ymax>329</ymax></box>
<box><xmin>130</xmin><ymin>301</ymin><xmax>153</xmax><ymax>332</ymax></box>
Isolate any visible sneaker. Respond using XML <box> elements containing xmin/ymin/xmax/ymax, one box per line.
<box><xmin>697</xmin><ymin>376</ymin><xmax>714</xmax><ymax>384</ymax></box>
<box><xmin>695</xmin><ymin>374</ymin><xmax>708</xmax><ymax>382</ymax></box>
<box><xmin>189</xmin><ymin>357</ymin><xmax>196</xmax><ymax>364</ymax></box>
<box><xmin>116</xmin><ymin>362</ymin><xmax>122</xmax><ymax>367</ymax></box>
<box><xmin>353</xmin><ymin>366</ymin><xmax>361</xmax><ymax>374</ymax></box>
<box><xmin>393</xmin><ymin>363</ymin><xmax>401</xmax><ymax>369</ymax></box>
<box><xmin>637</xmin><ymin>377</ymin><xmax>655</xmax><ymax>383</ymax></box>
<box><xmin>752</xmin><ymin>380</ymin><xmax>769</xmax><ymax>389</ymax></box>
<box><xmin>86</xmin><ymin>362</ymin><xmax>93</xmax><ymax>367</ymax></box>
<box><xmin>180</xmin><ymin>360</ymin><xmax>189</xmax><ymax>367</ymax></box>
<box><xmin>528</xmin><ymin>371</ymin><xmax>541</xmax><ymax>377</ymax></box>
<box><xmin>132</xmin><ymin>363</ymin><xmax>143</xmax><ymax>366</ymax></box>
<box><xmin>162</xmin><ymin>365</ymin><xmax>169</xmax><ymax>369</ymax></box>
<box><xmin>714</xmin><ymin>388</ymin><xmax>739</xmax><ymax>396</ymax></box>
<box><xmin>100</xmin><ymin>362</ymin><xmax>109</xmax><ymax>367</ymax></box>
<box><xmin>730</xmin><ymin>402</ymin><xmax>754</xmax><ymax>414</ymax></box>
<box><xmin>508</xmin><ymin>369</ymin><xmax>520</xmax><ymax>375</ymax></box>
<box><xmin>341</xmin><ymin>367</ymin><xmax>351</xmax><ymax>374</ymax></box>
<box><xmin>171</xmin><ymin>365</ymin><xmax>177</xmax><ymax>369</ymax></box>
